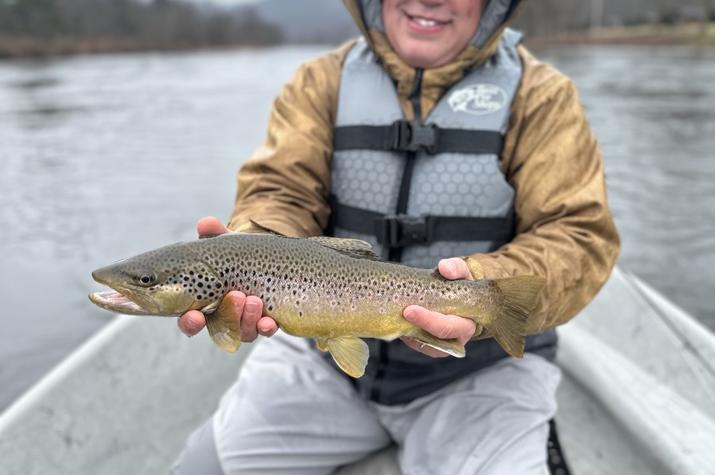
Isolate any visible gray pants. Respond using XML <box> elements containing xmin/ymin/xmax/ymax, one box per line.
<box><xmin>173</xmin><ymin>332</ymin><xmax>561</xmax><ymax>475</ymax></box>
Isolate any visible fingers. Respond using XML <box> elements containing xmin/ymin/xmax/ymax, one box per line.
<box><xmin>196</xmin><ymin>216</ymin><xmax>230</xmax><ymax>238</ymax></box>
<box><xmin>177</xmin><ymin>310</ymin><xmax>206</xmax><ymax>337</ymax></box>
<box><xmin>178</xmin><ymin>290</ymin><xmax>279</xmax><ymax>342</ymax></box>
<box><xmin>437</xmin><ymin>257</ymin><xmax>473</xmax><ymax>281</ymax></box>
<box><xmin>257</xmin><ymin>317</ymin><xmax>279</xmax><ymax>337</ymax></box>
<box><xmin>229</xmin><ymin>291</ymin><xmax>278</xmax><ymax>339</ymax></box>
<box><xmin>404</xmin><ymin>305</ymin><xmax>477</xmax><ymax>345</ymax></box>
<box><xmin>400</xmin><ymin>336</ymin><xmax>450</xmax><ymax>358</ymax></box>
<box><xmin>239</xmin><ymin>294</ymin><xmax>263</xmax><ymax>343</ymax></box>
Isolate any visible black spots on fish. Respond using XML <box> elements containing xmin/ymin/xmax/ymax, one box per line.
<box><xmin>197</xmin><ymin>282</ymin><xmax>204</xmax><ymax>288</ymax></box>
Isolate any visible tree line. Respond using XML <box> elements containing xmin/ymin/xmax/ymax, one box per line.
<box><xmin>516</xmin><ymin>0</ymin><xmax>715</xmax><ymax>36</ymax></box>
<box><xmin>0</xmin><ymin>0</ymin><xmax>284</xmax><ymax>57</ymax></box>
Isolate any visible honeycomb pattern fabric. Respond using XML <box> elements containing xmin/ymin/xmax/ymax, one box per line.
<box><xmin>330</xmin><ymin>149</ymin><xmax>404</xmax><ymax>215</ymax></box>
<box><xmin>331</xmin><ymin>33</ymin><xmax>522</xmax><ymax>268</ymax></box>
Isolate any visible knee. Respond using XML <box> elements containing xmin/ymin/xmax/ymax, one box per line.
<box><xmin>171</xmin><ymin>418</ymin><xmax>224</xmax><ymax>475</ymax></box>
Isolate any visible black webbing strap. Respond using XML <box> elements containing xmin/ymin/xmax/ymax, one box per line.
<box><xmin>333</xmin><ymin>120</ymin><xmax>504</xmax><ymax>156</ymax></box>
<box><xmin>331</xmin><ymin>200</ymin><xmax>514</xmax><ymax>248</ymax></box>
<box><xmin>546</xmin><ymin>419</ymin><xmax>572</xmax><ymax>475</ymax></box>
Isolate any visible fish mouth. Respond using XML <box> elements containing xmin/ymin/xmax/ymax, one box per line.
<box><xmin>88</xmin><ymin>289</ymin><xmax>152</xmax><ymax>315</ymax></box>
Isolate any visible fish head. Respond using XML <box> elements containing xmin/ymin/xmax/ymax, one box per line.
<box><xmin>89</xmin><ymin>242</ymin><xmax>222</xmax><ymax>316</ymax></box>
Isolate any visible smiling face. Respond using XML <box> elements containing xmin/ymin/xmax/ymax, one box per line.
<box><xmin>382</xmin><ymin>0</ymin><xmax>485</xmax><ymax>68</ymax></box>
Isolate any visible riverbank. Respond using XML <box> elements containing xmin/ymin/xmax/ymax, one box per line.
<box><xmin>3</xmin><ymin>22</ymin><xmax>715</xmax><ymax>59</ymax></box>
<box><xmin>529</xmin><ymin>22</ymin><xmax>715</xmax><ymax>46</ymax></box>
<box><xmin>0</xmin><ymin>36</ymin><xmax>283</xmax><ymax>59</ymax></box>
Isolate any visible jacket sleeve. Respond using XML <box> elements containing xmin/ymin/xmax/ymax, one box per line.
<box><xmin>226</xmin><ymin>45</ymin><xmax>351</xmax><ymax>237</ymax></box>
<box><xmin>465</xmin><ymin>51</ymin><xmax>620</xmax><ymax>334</ymax></box>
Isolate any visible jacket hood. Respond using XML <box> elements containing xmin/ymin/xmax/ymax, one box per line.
<box><xmin>341</xmin><ymin>0</ymin><xmax>526</xmax><ymax>119</ymax></box>
<box><xmin>347</xmin><ymin>0</ymin><xmax>521</xmax><ymax>49</ymax></box>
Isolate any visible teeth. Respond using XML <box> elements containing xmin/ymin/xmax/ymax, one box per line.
<box><xmin>415</xmin><ymin>17</ymin><xmax>438</xmax><ymax>27</ymax></box>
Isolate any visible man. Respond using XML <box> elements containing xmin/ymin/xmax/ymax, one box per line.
<box><xmin>173</xmin><ymin>0</ymin><xmax>620</xmax><ymax>473</ymax></box>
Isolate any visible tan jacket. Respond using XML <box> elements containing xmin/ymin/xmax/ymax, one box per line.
<box><xmin>227</xmin><ymin>0</ymin><xmax>620</xmax><ymax>334</ymax></box>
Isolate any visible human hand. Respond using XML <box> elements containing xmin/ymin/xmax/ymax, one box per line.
<box><xmin>177</xmin><ymin>216</ymin><xmax>279</xmax><ymax>340</ymax></box>
<box><xmin>401</xmin><ymin>257</ymin><xmax>480</xmax><ymax>358</ymax></box>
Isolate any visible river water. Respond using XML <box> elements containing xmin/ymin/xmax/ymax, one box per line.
<box><xmin>0</xmin><ymin>44</ymin><xmax>714</xmax><ymax>410</ymax></box>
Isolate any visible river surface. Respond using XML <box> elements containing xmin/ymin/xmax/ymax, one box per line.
<box><xmin>1</xmin><ymin>44</ymin><xmax>714</xmax><ymax>410</ymax></box>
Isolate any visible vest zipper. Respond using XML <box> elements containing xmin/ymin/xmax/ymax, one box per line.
<box><xmin>370</xmin><ymin>68</ymin><xmax>424</xmax><ymax>403</ymax></box>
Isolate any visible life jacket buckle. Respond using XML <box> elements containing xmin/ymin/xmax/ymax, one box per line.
<box><xmin>377</xmin><ymin>214</ymin><xmax>433</xmax><ymax>247</ymax></box>
<box><xmin>391</xmin><ymin>120</ymin><xmax>438</xmax><ymax>154</ymax></box>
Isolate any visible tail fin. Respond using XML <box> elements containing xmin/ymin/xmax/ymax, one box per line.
<box><xmin>490</xmin><ymin>276</ymin><xmax>544</xmax><ymax>358</ymax></box>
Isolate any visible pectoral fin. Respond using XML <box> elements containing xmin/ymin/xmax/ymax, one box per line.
<box><xmin>205</xmin><ymin>297</ymin><xmax>241</xmax><ymax>353</ymax></box>
<box><xmin>326</xmin><ymin>337</ymin><xmax>369</xmax><ymax>378</ymax></box>
<box><xmin>411</xmin><ymin>330</ymin><xmax>466</xmax><ymax>358</ymax></box>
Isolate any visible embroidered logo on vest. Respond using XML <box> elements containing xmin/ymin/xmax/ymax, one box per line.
<box><xmin>448</xmin><ymin>84</ymin><xmax>507</xmax><ymax>115</ymax></box>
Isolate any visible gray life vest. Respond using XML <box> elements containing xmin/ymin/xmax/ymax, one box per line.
<box><xmin>325</xmin><ymin>29</ymin><xmax>557</xmax><ymax>405</ymax></box>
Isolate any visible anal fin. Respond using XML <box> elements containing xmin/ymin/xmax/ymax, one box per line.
<box><xmin>205</xmin><ymin>297</ymin><xmax>241</xmax><ymax>353</ymax></box>
<box><xmin>316</xmin><ymin>338</ymin><xmax>329</xmax><ymax>352</ymax></box>
<box><xmin>326</xmin><ymin>337</ymin><xmax>369</xmax><ymax>378</ymax></box>
<box><xmin>411</xmin><ymin>330</ymin><xmax>466</xmax><ymax>358</ymax></box>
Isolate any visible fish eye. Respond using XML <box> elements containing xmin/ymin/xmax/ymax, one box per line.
<box><xmin>138</xmin><ymin>274</ymin><xmax>157</xmax><ymax>286</ymax></box>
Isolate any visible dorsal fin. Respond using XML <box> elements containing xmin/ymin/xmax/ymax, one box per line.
<box><xmin>430</xmin><ymin>267</ymin><xmax>448</xmax><ymax>280</ymax></box>
<box><xmin>307</xmin><ymin>236</ymin><xmax>380</xmax><ymax>260</ymax></box>
<box><xmin>199</xmin><ymin>233</ymin><xmax>223</xmax><ymax>239</ymax></box>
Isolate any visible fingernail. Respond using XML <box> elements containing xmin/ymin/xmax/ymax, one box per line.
<box><xmin>404</xmin><ymin>310</ymin><xmax>416</xmax><ymax>320</ymax></box>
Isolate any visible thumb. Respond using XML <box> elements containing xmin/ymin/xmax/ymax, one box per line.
<box><xmin>196</xmin><ymin>216</ymin><xmax>230</xmax><ymax>238</ymax></box>
<box><xmin>437</xmin><ymin>258</ymin><xmax>472</xmax><ymax>281</ymax></box>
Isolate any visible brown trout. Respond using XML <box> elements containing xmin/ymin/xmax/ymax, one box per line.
<box><xmin>89</xmin><ymin>233</ymin><xmax>544</xmax><ymax>378</ymax></box>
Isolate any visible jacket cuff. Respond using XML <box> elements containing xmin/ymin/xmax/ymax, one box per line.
<box><xmin>230</xmin><ymin>221</ymin><xmax>269</xmax><ymax>234</ymax></box>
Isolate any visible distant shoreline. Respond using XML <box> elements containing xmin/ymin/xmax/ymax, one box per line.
<box><xmin>0</xmin><ymin>36</ymin><xmax>273</xmax><ymax>59</ymax></box>
<box><xmin>527</xmin><ymin>22</ymin><xmax>715</xmax><ymax>47</ymax></box>
<box><xmin>2</xmin><ymin>22</ymin><xmax>714</xmax><ymax>59</ymax></box>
